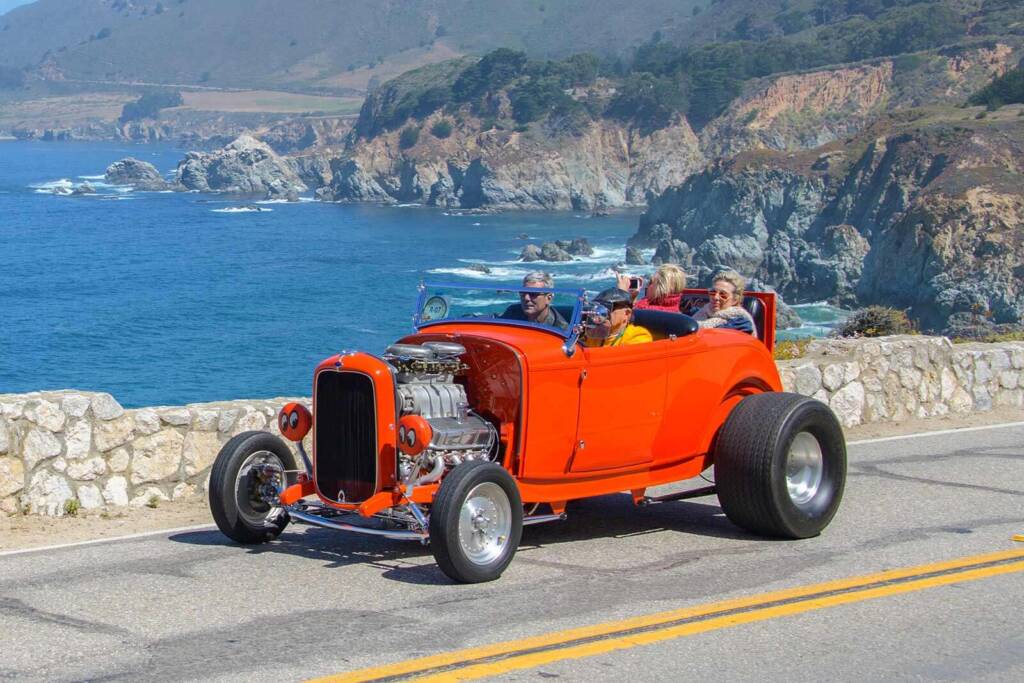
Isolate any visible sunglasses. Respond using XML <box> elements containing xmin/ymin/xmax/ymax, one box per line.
<box><xmin>520</xmin><ymin>291</ymin><xmax>551</xmax><ymax>299</ymax></box>
<box><xmin>708</xmin><ymin>288</ymin><xmax>735</xmax><ymax>299</ymax></box>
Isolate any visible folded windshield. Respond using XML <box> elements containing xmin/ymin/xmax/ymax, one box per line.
<box><xmin>414</xmin><ymin>284</ymin><xmax>585</xmax><ymax>338</ymax></box>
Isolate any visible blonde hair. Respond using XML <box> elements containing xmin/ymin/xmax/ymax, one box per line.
<box><xmin>712</xmin><ymin>270</ymin><xmax>746</xmax><ymax>304</ymax></box>
<box><xmin>647</xmin><ymin>264</ymin><xmax>688</xmax><ymax>303</ymax></box>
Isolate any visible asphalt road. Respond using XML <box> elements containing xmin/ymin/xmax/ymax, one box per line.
<box><xmin>1</xmin><ymin>423</ymin><xmax>1022</xmax><ymax>683</ymax></box>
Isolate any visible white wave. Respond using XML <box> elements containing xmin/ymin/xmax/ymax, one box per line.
<box><xmin>254</xmin><ymin>197</ymin><xmax>315</xmax><ymax>204</ymax></box>
<box><xmin>395</xmin><ymin>202</ymin><xmax>423</xmax><ymax>208</ymax></box>
<box><xmin>212</xmin><ymin>206</ymin><xmax>273</xmax><ymax>213</ymax></box>
<box><xmin>447</xmin><ymin>297</ymin><xmax>514</xmax><ymax>308</ymax></box>
<box><xmin>78</xmin><ymin>174</ymin><xmax>106</xmax><ymax>180</ymax></box>
<box><xmin>472</xmin><ymin>222</ymin><xmax>481</xmax><ymax>226</ymax></box>
<box><xmin>427</xmin><ymin>266</ymin><xmax>528</xmax><ymax>280</ymax></box>
<box><xmin>30</xmin><ymin>178</ymin><xmax>74</xmax><ymax>191</ymax></box>
<box><xmin>790</xmin><ymin>301</ymin><xmax>833</xmax><ymax>309</ymax></box>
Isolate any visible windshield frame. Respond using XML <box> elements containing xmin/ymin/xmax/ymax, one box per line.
<box><xmin>413</xmin><ymin>282</ymin><xmax>587</xmax><ymax>346</ymax></box>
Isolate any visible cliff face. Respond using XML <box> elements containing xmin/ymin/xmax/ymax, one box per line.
<box><xmin>319</xmin><ymin>114</ymin><xmax>705</xmax><ymax>210</ymax></box>
<box><xmin>314</xmin><ymin>40</ymin><xmax>1018</xmax><ymax>210</ymax></box>
<box><xmin>632</xmin><ymin>111</ymin><xmax>1024</xmax><ymax>333</ymax></box>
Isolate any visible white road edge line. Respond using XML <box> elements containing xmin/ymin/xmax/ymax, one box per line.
<box><xmin>0</xmin><ymin>523</ymin><xmax>215</xmax><ymax>559</ymax></box>
<box><xmin>2</xmin><ymin>421</ymin><xmax>1022</xmax><ymax>559</ymax></box>
<box><xmin>847</xmin><ymin>420</ymin><xmax>1024</xmax><ymax>446</ymax></box>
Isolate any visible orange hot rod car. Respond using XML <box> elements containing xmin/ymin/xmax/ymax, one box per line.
<box><xmin>209</xmin><ymin>283</ymin><xmax>847</xmax><ymax>583</ymax></box>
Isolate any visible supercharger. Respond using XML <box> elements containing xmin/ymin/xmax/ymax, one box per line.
<box><xmin>384</xmin><ymin>342</ymin><xmax>497</xmax><ymax>486</ymax></box>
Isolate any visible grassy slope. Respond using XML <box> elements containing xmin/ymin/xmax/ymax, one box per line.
<box><xmin>0</xmin><ymin>0</ymin><xmax>702</xmax><ymax>92</ymax></box>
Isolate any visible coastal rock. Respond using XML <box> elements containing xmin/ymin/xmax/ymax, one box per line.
<box><xmin>175</xmin><ymin>135</ymin><xmax>308</xmax><ymax>197</ymax></box>
<box><xmin>519</xmin><ymin>244</ymin><xmax>543</xmax><ymax>262</ymax></box>
<box><xmin>318</xmin><ymin>159</ymin><xmax>394</xmax><ymax>203</ymax></box>
<box><xmin>625</xmin><ymin>246</ymin><xmax>646</xmax><ymax>266</ymax></box>
<box><xmin>105</xmin><ymin>158</ymin><xmax>174</xmax><ymax>191</ymax></box>
<box><xmin>540</xmin><ymin>242</ymin><xmax>574</xmax><ymax>262</ymax></box>
<box><xmin>71</xmin><ymin>182</ymin><xmax>96</xmax><ymax>196</ymax></box>
<box><xmin>652</xmin><ymin>239</ymin><xmax>690</xmax><ymax>266</ymax></box>
<box><xmin>562</xmin><ymin>238</ymin><xmax>594</xmax><ymax>257</ymax></box>
<box><xmin>90</xmin><ymin>393</ymin><xmax>124</xmax><ymax>421</ymax></box>
<box><xmin>466</xmin><ymin>263</ymin><xmax>491</xmax><ymax>274</ymax></box>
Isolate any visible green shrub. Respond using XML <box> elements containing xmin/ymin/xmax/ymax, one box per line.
<box><xmin>968</xmin><ymin>65</ymin><xmax>1024</xmax><ymax>109</ymax></box>
<box><xmin>837</xmin><ymin>306</ymin><xmax>914</xmax><ymax>337</ymax></box>
<box><xmin>430</xmin><ymin>119</ymin><xmax>453</xmax><ymax>138</ymax></box>
<box><xmin>399</xmin><ymin>125</ymin><xmax>420</xmax><ymax>149</ymax></box>
<box><xmin>773</xmin><ymin>338</ymin><xmax>812</xmax><ymax>361</ymax></box>
<box><xmin>119</xmin><ymin>90</ymin><xmax>183</xmax><ymax>123</ymax></box>
<box><xmin>63</xmin><ymin>498</ymin><xmax>80</xmax><ymax>517</ymax></box>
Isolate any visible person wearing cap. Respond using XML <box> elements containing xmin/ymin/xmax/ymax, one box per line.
<box><xmin>499</xmin><ymin>271</ymin><xmax>569</xmax><ymax>330</ymax></box>
<box><xmin>582</xmin><ymin>287</ymin><xmax>653</xmax><ymax>347</ymax></box>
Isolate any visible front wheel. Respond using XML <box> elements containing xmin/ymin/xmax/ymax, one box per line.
<box><xmin>429</xmin><ymin>461</ymin><xmax>523</xmax><ymax>583</ymax></box>
<box><xmin>209</xmin><ymin>431</ymin><xmax>297</xmax><ymax>543</ymax></box>
<box><xmin>714</xmin><ymin>392</ymin><xmax>846</xmax><ymax>539</ymax></box>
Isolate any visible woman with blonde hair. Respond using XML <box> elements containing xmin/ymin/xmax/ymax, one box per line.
<box><xmin>692</xmin><ymin>270</ymin><xmax>756</xmax><ymax>335</ymax></box>
<box><xmin>618</xmin><ymin>263</ymin><xmax>688</xmax><ymax>313</ymax></box>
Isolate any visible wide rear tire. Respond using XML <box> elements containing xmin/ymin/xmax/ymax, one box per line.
<box><xmin>209</xmin><ymin>430</ymin><xmax>297</xmax><ymax>544</ymax></box>
<box><xmin>714</xmin><ymin>392</ymin><xmax>846</xmax><ymax>538</ymax></box>
<box><xmin>429</xmin><ymin>461</ymin><xmax>523</xmax><ymax>583</ymax></box>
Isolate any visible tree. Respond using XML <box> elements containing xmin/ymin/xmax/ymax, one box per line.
<box><xmin>399</xmin><ymin>125</ymin><xmax>420</xmax><ymax>149</ymax></box>
<box><xmin>968</xmin><ymin>66</ymin><xmax>1024</xmax><ymax>109</ymax></box>
<box><xmin>430</xmin><ymin>119</ymin><xmax>453</xmax><ymax>138</ymax></box>
<box><xmin>606</xmin><ymin>72</ymin><xmax>689</xmax><ymax>133</ymax></box>
<box><xmin>119</xmin><ymin>90</ymin><xmax>183</xmax><ymax>123</ymax></box>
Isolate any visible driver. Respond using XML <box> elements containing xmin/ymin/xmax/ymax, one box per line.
<box><xmin>582</xmin><ymin>287</ymin><xmax>652</xmax><ymax>347</ymax></box>
<box><xmin>499</xmin><ymin>271</ymin><xmax>569</xmax><ymax>330</ymax></box>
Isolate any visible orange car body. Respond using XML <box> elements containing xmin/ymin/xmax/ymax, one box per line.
<box><xmin>283</xmin><ymin>289</ymin><xmax>782</xmax><ymax>517</ymax></box>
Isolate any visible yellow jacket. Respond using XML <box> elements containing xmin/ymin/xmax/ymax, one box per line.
<box><xmin>585</xmin><ymin>324</ymin><xmax>653</xmax><ymax>347</ymax></box>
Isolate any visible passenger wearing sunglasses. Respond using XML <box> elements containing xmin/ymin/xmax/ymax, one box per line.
<box><xmin>499</xmin><ymin>271</ymin><xmax>569</xmax><ymax>330</ymax></box>
<box><xmin>581</xmin><ymin>288</ymin><xmax>652</xmax><ymax>347</ymax></box>
<box><xmin>692</xmin><ymin>270</ymin><xmax>755</xmax><ymax>335</ymax></box>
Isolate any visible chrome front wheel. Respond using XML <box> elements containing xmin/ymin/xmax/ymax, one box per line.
<box><xmin>430</xmin><ymin>461</ymin><xmax>523</xmax><ymax>583</ymax></box>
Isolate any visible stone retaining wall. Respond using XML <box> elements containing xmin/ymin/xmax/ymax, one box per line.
<box><xmin>1</xmin><ymin>336</ymin><xmax>1021</xmax><ymax>517</ymax></box>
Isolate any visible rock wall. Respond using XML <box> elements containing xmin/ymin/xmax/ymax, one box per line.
<box><xmin>1</xmin><ymin>336</ymin><xmax>1021</xmax><ymax>517</ymax></box>
<box><xmin>0</xmin><ymin>392</ymin><xmax>302</xmax><ymax>517</ymax></box>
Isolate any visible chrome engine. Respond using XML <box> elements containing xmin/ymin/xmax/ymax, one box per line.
<box><xmin>384</xmin><ymin>342</ymin><xmax>497</xmax><ymax>487</ymax></box>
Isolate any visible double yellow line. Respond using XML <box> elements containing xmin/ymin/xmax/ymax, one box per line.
<box><xmin>312</xmin><ymin>548</ymin><xmax>1024</xmax><ymax>683</ymax></box>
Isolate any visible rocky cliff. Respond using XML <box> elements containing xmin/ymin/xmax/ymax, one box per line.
<box><xmin>631</xmin><ymin>108</ymin><xmax>1024</xmax><ymax>334</ymax></box>
<box><xmin>318</xmin><ymin>113</ymin><xmax>705</xmax><ymax>210</ymax></box>
<box><xmin>314</xmin><ymin>40</ymin><xmax>1018</xmax><ymax>211</ymax></box>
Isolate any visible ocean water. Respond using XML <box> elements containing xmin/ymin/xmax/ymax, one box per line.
<box><xmin>0</xmin><ymin>141</ymin><xmax>846</xmax><ymax>407</ymax></box>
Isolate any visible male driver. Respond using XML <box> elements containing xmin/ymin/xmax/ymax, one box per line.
<box><xmin>500</xmin><ymin>271</ymin><xmax>569</xmax><ymax>330</ymax></box>
<box><xmin>582</xmin><ymin>287</ymin><xmax>652</xmax><ymax>347</ymax></box>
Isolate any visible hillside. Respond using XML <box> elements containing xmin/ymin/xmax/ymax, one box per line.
<box><xmin>0</xmin><ymin>0</ymin><xmax>702</xmax><ymax>93</ymax></box>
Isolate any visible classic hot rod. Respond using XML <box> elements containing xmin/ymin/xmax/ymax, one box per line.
<box><xmin>209</xmin><ymin>283</ymin><xmax>846</xmax><ymax>583</ymax></box>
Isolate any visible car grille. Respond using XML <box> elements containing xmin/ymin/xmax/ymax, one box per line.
<box><xmin>314</xmin><ymin>370</ymin><xmax>377</xmax><ymax>503</ymax></box>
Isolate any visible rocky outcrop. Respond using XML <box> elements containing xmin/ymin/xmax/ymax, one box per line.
<box><xmin>175</xmin><ymin>135</ymin><xmax>308</xmax><ymax>197</ymax></box>
<box><xmin>104</xmin><ymin>158</ymin><xmax>175</xmax><ymax>191</ymax></box>
<box><xmin>631</xmin><ymin>114</ymin><xmax>1024</xmax><ymax>332</ymax></box>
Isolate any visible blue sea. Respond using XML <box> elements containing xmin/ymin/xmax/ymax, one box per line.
<box><xmin>0</xmin><ymin>140</ymin><xmax>846</xmax><ymax>407</ymax></box>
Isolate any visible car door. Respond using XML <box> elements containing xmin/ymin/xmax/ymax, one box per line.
<box><xmin>569</xmin><ymin>342</ymin><xmax>668</xmax><ymax>473</ymax></box>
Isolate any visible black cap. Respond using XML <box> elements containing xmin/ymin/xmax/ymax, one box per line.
<box><xmin>594</xmin><ymin>287</ymin><xmax>633</xmax><ymax>310</ymax></box>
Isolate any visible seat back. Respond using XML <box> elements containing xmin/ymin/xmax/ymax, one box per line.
<box><xmin>742</xmin><ymin>296</ymin><xmax>766</xmax><ymax>342</ymax></box>
<box><xmin>633</xmin><ymin>309</ymin><xmax>699</xmax><ymax>339</ymax></box>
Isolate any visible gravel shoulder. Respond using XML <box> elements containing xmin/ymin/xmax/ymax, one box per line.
<box><xmin>2</xmin><ymin>407</ymin><xmax>1020</xmax><ymax>554</ymax></box>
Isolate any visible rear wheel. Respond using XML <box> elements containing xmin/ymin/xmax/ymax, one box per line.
<box><xmin>209</xmin><ymin>431</ymin><xmax>297</xmax><ymax>543</ymax></box>
<box><xmin>714</xmin><ymin>392</ymin><xmax>846</xmax><ymax>538</ymax></box>
<box><xmin>430</xmin><ymin>461</ymin><xmax>523</xmax><ymax>583</ymax></box>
